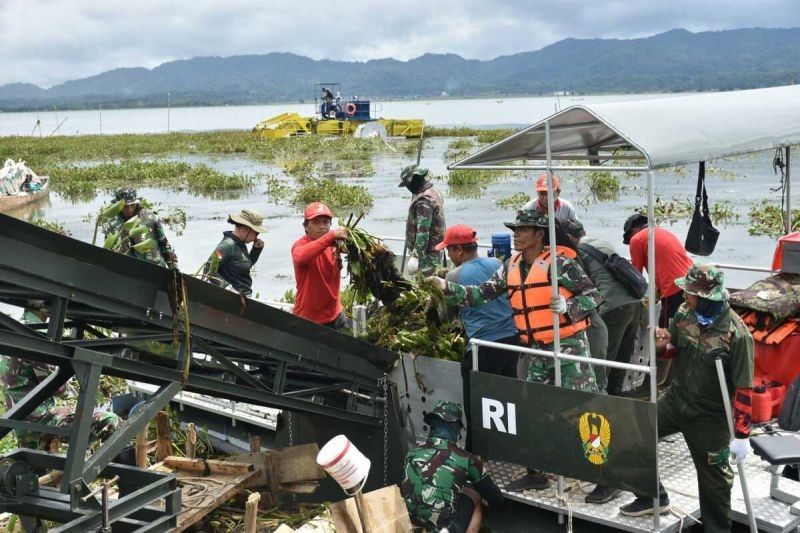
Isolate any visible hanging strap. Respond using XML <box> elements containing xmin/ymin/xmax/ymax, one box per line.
<box><xmin>578</xmin><ymin>243</ymin><xmax>610</xmax><ymax>265</ymax></box>
<box><xmin>696</xmin><ymin>161</ymin><xmax>710</xmax><ymax>217</ymax></box>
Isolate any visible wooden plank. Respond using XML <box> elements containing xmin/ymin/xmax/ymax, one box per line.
<box><xmin>163</xmin><ymin>456</ymin><xmax>253</xmax><ymax>475</ymax></box>
<box><xmin>136</xmin><ymin>424</ymin><xmax>149</xmax><ymax>468</ymax></box>
<box><xmin>227</xmin><ymin>451</ymin><xmax>273</xmax><ymax>490</ymax></box>
<box><xmin>249</xmin><ymin>434</ymin><xmax>261</xmax><ymax>453</ymax></box>
<box><xmin>329</xmin><ymin>485</ymin><xmax>413</xmax><ymax>533</ymax></box>
<box><xmin>155</xmin><ymin>411</ymin><xmax>171</xmax><ymax>461</ymax></box>
<box><xmin>185</xmin><ymin>423</ymin><xmax>196</xmax><ymax>459</ymax></box>
<box><xmin>276</xmin><ymin>443</ymin><xmax>325</xmax><ymax>484</ymax></box>
<box><xmin>174</xmin><ymin>469</ymin><xmax>259</xmax><ymax>532</ymax></box>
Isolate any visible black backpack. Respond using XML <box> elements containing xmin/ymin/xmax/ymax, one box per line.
<box><xmin>579</xmin><ymin>243</ymin><xmax>648</xmax><ymax>300</ymax></box>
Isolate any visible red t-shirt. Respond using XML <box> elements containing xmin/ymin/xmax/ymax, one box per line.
<box><xmin>629</xmin><ymin>227</ymin><xmax>693</xmax><ymax>299</ymax></box>
<box><xmin>291</xmin><ymin>232</ymin><xmax>343</xmax><ymax>324</ymax></box>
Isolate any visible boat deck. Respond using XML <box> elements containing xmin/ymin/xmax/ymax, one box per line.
<box><xmin>487</xmin><ymin>433</ymin><xmax>800</xmax><ymax>532</ymax></box>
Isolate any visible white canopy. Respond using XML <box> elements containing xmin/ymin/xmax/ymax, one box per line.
<box><xmin>451</xmin><ymin>85</ymin><xmax>800</xmax><ymax>170</ymax></box>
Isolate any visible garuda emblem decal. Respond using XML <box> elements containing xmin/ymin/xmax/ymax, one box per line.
<box><xmin>579</xmin><ymin>412</ymin><xmax>611</xmax><ymax>465</ymax></box>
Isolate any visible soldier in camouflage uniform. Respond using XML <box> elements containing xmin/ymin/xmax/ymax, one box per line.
<box><xmin>202</xmin><ymin>209</ymin><xmax>267</xmax><ymax>297</ymax></box>
<box><xmin>399</xmin><ymin>165</ymin><xmax>446</xmax><ymax>276</ymax></box>
<box><xmin>402</xmin><ymin>401</ymin><xmax>502</xmax><ymax>532</ymax></box>
<box><xmin>431</xmin><ymin>209</ymin><xmax>601</xmax><ymax>491</ymax></box>
<box><xmin>620</xmin><ymin>265</ymin><xmax>754</xmax><ymax>532</ymax></box>
<box><xmin>103</xmin><ymin>187</ymin><xmax>177</xmax><ymax>268</ymax></box>
<box><xmin>0</xmin><ymin>309</ymin><xmax>121</xmax><ymax>449</ymax></box>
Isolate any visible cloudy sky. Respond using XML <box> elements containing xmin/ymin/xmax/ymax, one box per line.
<box><xmin>2</xmin><ymin>0</ymin><xmax>799</xmax><ymax>87</ymax></box>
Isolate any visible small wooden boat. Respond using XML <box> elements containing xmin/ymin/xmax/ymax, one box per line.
<box><xmin>0</xmin><ymin>176</ymin><xmax>49</xmax><ymax>213</ymax></box>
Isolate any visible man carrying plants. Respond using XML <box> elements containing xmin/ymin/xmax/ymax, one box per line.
<box><xmin>291</xmin><ymin>202</ymin><xmax>350</xmax><ymax>329</ymax></box>
<box><xmin>102</xmin><ymin>187</ymin><xmax>177</xmax><ymax>268</ymax></box>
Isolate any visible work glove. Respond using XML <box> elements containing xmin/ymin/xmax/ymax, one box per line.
<box><xmin>729</xmin><ymin>437</ymin><xmax>750</xmax><ymax>465</ymax></box>
<box><xmin>549</xmin><ymin>295</ymin><xmax>567</xmax><ymax>314</ymax></box>
<box><xmin>406</xmin><ymin>256</ymin><xmax>419</xmax><ymax>273</ymax></box>
<box><xmin>427</xmin><ymin>276</ymin><xmax>447</xmax><ymax>291</ymax></box>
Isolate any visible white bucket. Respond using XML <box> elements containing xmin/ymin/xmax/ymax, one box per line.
<box><xmin>316</xmin><ymin>434</ymin><xmax>371</xmax><ymax>494</ymax></box>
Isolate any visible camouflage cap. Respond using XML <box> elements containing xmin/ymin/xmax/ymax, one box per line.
<box><xmin>423</xmin><ymin>401</ymin><xmax>464</xmax><ymax>427</ymax></box>
<box><xmin>675</xmin><ymin>264</ymin><xmax>728</xmax><ymax>301</ymax></box>
<box><xmin>504</xmin><ymin>208</ymin><xmax>549</xmax><ymax>230</ymax></box>
<box><xmin>114</xmin><ymin>187</ymin><xmax>140</xmax><ymax>206</ymax></box>
<box><xmin>398</xmin><ymin>164</ymin><xmax>430</xmax><ymax>187</ymax></box>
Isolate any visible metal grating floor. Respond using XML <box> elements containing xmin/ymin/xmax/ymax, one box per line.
<box><xmin>487</xmin><ymin>434</ymin><xmax>800</xmax><ymax>532</ymax></box>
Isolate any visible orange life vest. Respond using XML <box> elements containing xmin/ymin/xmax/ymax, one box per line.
<box><xmin>507</xmin><ymin>246</ymin><xmax>590</xmax><ymax>345</ymax></box>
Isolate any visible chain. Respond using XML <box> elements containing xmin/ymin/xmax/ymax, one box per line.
<box><xmin>288</xmin><ymin>411</ymin><xmax>294</xmax><ymax>447</ymax></box>
<box><xmin>380</xmin><ymin>375</ymin><xmax>389</xmax><ymax>486</ymax></box>
<box><xmin>287</xmin><ymin>410</ymin><xmax>296</xmax><ymax>503</ymax></box>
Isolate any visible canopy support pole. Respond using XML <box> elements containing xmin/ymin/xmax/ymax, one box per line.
<box><xmin>647</xmin><ymin>169</ymin><xmax>661</xmax><ymax>531</ymax></box>
<box><xmin>786</xmin><ymin>146</ymin><xmax>792</xmax><ymax>234</ymax></box>
<box><xmin>544</xmin><ymin>120</ymin><xmax>567</xmax><ymax>518</ymax></box>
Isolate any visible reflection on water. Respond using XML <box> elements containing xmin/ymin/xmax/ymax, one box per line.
<box><xmin>3</xmin><ymin>138</ymin><xmax>786</xmax><ymax>300</ymax></box>
<box><xmin>4</xmin><ymin>195</ymin><xmax>51</xmax><ymax>221</ymax></box>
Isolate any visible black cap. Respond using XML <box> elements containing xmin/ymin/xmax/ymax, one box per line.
<box><xmin>622</xmin><ymin>213</ymin><xmax>648</xmax><ymax>245</ymax></box>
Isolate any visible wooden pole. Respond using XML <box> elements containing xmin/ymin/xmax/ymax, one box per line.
<box><xmin>186</xmin><ymin>422</ymin><xmax>196</xmax><ymax>459</ymax></box>
<box><xmin>135</xmin><ymin>422</ymin><xmax>149</xmax><ymax>468</ymax></box>
<box><xmin>244</xmin><ymin>492</ymin><xmax>260</xmax><ymax>533</ymax></box>
<box><xmin>354</xmin><ymin>492</ymin><xmax>369</xmax><ymax>533</ymax></box>
<box><xmin>249</xmin><ymin>435</ymin><xmax>261</xmax><ymax>453</ymax></box>
<box><xmin>156</xmin><ymin>411</ymin><xmax>172</xmax><ymax>461</ymax></box>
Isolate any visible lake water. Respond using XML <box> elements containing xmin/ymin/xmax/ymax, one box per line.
<box><xmin>0</xmin><ymin>93</ymin><xmax>788</xmax><ymax>301</ymax></box>
<box><xmin>0</xmin><ymin>93</ymin><xmax>676</xmax><ymax>136</ymax></box>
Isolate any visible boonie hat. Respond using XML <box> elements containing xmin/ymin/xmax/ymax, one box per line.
<box><xmin>435</xmin><ymin>224</ymin><xmax>478</xmax><ymax>251</ymax></box>
<box><xmin>114</xmin><ymin>187</ymin><xmax>141</xmax><ymax>206</ymax></box>
<box><xmin>535</xmin><ymin>173</ymin><xmax>561</xmax><ymax>192</ymax></box>
<box><xmin>303</xmin><ymin>202</ymin><xmax>333</xmax><ymax>221</ymax></box>
<box><xmin>622</xmin><ymin>213</ymin><xmax>648</xmax><ymax>245</ymax></box>
<box><xmin>504</xmin><ymin>209</ymin><xmax>549</xmax><ymax>230</ymax></box>
<box><xmin>398</xmin><ymin>164</ymin><xmax>430</xmax><ymax>187</ymax></box>
<box><xmin>675</xmin><ymin>264</ymin><xmax>728</xmax><ymax>301</ymax></box>
<box><xmin>423</xmin><ymin>401</ymin><xmax>464</xmax><ymax>427</ymax></box>
<box><xmin>228</xmin><ymin>209</ymin><xmax>268</xmax><ymax>233</ymax></box>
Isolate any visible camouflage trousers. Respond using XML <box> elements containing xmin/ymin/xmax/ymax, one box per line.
<box><xmin>16</xmin><ymin>406</ymin><xmax>121</xmax><ymax>450</ymax></box>
<box><xmin>527</xmin><ymin>331</ymin><xmax>598</xmax><ymax>393</ymax></box>
<box><xmin>418</xmin><ymin>251</ymin><xmax>444</xmax><ymax>277</ymax></box>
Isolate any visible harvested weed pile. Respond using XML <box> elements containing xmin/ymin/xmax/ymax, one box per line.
<box><xmin>338</xmin><ymin>220</ymin><xmax>464</xmax><ymax>361</ymax></box>
<box><xmin>362</xmin><ymin>280</ymin><xmax>465</xmax><ymax>361</ymax></box>
<box><xmin>339</xmin><ymin>215</ymin><xmax>411</xmax><ymax>305</ymax></box>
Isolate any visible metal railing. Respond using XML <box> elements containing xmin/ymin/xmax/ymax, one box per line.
<box><xmin>469</xmin><ymin>337</ymin><xmax>653</xmax><ymax>375</ymax></box>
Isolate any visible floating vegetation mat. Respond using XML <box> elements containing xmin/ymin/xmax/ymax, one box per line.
<box><xmin>293</xmin><ymin>177</ymin><xmax>373</xmax><ymax>214</ymax></box>
<box><xmin>748</xmin><ymin>200</ymin><xmax>800</xmax><ymax>237</ymax></box>
<box><xmin>587</xmin><ymin>170</ymin><xmax>620</xmax><ymax>201</ymax></box>
<box><xmin>495</xmin><ymin>192</ymin><xmax>531</xmax><ymax>210</ymax></box>
<box><xmin>638</xmin><ymin>197</ymin><xmax>740</xmax><ymax>226</ymax></box>
<box><xmin>44</xmin><ymin>160</ymin><xmax>256</xmax><ymax>201</ymax></box>
<box><xmin>0</xmin><ymin>131</ymin><xmax>393</xmax><ymax>167</ymax></box>
<box><xmin>29</xmin><ymin>217</ymin><xmax>70</xmax><ymax>235</ymax></box>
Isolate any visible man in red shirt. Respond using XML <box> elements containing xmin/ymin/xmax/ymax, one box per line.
<box><xmin>291</xmin><ymin>202</ymin><xmax>349</xmax><ymax>329</ymax></box>
<box><xmin>623</xmin><ymin>213</ymin><xmax>693</xmax><ymax>327</ymax></box>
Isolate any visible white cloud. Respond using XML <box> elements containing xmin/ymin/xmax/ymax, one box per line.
<box><xmin>0</xmin><ymin>0</ymin><xmax>798</xmax><ymax>86</ymax></box>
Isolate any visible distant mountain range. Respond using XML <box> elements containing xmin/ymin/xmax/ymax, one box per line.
<box><xmin>1</xmin><ymin>27</ymin><xmax>799</xmax><ymax>111</ymax></box>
